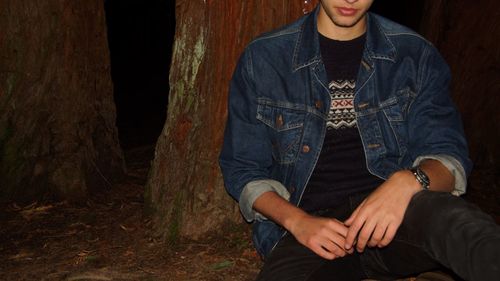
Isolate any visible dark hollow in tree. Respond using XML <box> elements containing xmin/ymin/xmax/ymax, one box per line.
<box><xmin>104</xmin><ymin>0</ymin><xmax>175</xmax><ymax>149</ymax></box>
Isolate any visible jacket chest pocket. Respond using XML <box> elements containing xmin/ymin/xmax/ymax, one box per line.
<box><xmin>257</xmin><ymin>103</ymin><xmax>305</xmax><ymax>164</ymax></box>
<box><xmin>379</xmin><ymin>88</ymin><xmax>414</xmax><ymax>157</ymax></box>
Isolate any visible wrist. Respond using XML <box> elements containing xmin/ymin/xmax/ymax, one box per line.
<box><xmin>391</xmin><ymin>170</ymin><xmax>423</xmax><ymax>196</ymax></box>
<box><xmin>284</xmin><ymin>209</ymin><xmax>309</xmax><ymax>234</ymax></box>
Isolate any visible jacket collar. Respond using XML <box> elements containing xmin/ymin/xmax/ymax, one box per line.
<box><xmin>292</xmin><ymin>7</ymin><xmax>397</xmax><ymax>72</ymax></box>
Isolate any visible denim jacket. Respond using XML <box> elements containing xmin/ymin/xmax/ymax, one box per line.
<box><xmin>219</xmin><ymin>9</ymin><xmax>471</xmax><ymax>258</ymax></box>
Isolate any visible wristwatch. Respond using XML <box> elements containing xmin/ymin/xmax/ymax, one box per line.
<box><xmin>410</xmin><ymin>166</ymin><xmax>430</xmax><ymax>190</ymax></box>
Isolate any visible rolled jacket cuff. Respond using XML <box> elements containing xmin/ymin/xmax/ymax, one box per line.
<box><xmin>413</xmin><ymin>154</ymin><xmax>467</xmax><ymax>196</ymax></box>
<box><xmin>239</xmin><ymin>179</ymin><xmax>291</xmax><ymax>222</ymax></box>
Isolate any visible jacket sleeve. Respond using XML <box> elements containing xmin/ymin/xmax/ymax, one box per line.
<box><xmin>408</xmin><ymin>44</ymin><xmax>472</xmax><ymax>194</ymax></box>
<box><xmin>219</xmin><ymin>48</ymin><xmax>290</xmax><ymax>222</ymax></box>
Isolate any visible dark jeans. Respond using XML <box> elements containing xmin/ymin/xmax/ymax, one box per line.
<box><xmin>256</xmin><ymin>191</ymin><xmax>500</xmax><ymax>281</ymax></box>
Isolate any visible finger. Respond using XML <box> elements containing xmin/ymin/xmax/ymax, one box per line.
<box><xmin>356</xmin><ymin>218</ymin><xmax>377</xmax><ymax>252</ymax></box>
<box><xmin>311</xmin><ymin>241</ymin><xmax>337</xmax><ymax>260</ymax></box>
<box><xmin>368</xmin><ymin>223</ymin><xmax>387</xmax><ymax>248</ymax></box>
<box><xmin>318</xmin><ymin>224</ymin><xmax>348</xmax><ymax>253</ymax></box>
<box><xmin>345</xmin><ymin>201</ymin><xmax>364</xmax><ymax>226</ymax></box>
<box><xmin>329</xmin><ymin>233</ymin><xmax>349</xmax><ymax>256</ymax></box>
<box><xmin>326</xmin><ymin>219</ymin><xmax>349</xmax><ymax>238</ymax></box>
<box><xmin>321</xmin><ymin>238</ymin><xmax>347</xmax><ymax>258</ymax></box>
<box><xmin>378</xmin><ymin>223</ymin><xmax>398</xmax><ymax>248</ymax></box>
<box><xmin>318</xmin><ymin>221</ymin><xmax>353</xmax><ymax>255</ymax></box>
<box><xmin>344</xmin><ymin>214</ymin><xmax>366</xmax><ymax>250</ymax></box>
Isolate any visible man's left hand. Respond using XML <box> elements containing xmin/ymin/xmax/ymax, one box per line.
<box><xmin>343</xmin><ymin>170</ymin><xmax>422</xmax><ymax>252</ymax></box>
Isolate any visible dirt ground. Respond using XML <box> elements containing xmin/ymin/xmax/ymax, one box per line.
<box><xmin>0</xmin><ymin>146</ymin><xmax>261</xmax><ymax>281</ymax></box>
<box><xmin>0</xmin><ymin>146</ymin><xmax>498</xmax><ymax>281</ymax></box>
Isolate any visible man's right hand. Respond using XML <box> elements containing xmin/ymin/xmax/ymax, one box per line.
<box><xmin>289</xmin><ymin>213</ymin><xmax>352</xmax><ymax>260</ymax></box>
<box><xmin>253</xmin><ymin>191</ymin><xmax>351</xmax><ymax>260</ymax></box>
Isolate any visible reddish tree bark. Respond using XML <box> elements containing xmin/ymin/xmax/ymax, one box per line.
<box><xmin>146</xmin><ymin>0</ymin><xmax>318</xmax><ymax>242</ymax></box>
<box><xmin>0</xmin><ymin>0</ymin><xmax>124</xmax><ymax>201</ymax></box>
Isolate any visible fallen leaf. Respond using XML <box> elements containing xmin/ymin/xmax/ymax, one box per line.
<box><xmin>8</xmin><ymin>250</ymin><xmax>34</xmax><ymax>260</ymax></box>
<box><xmin>20</xmin><ymin>205</ymin><xmax>54</xmax><ymax>220</ymax></box>
<box><xmin>210</xmin><ymin>260</ymin><xmax>234</xmax><ymax>270</ymax></box>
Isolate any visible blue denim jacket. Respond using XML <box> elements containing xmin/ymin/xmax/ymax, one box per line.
<box><xmin>219</xmin><ymin>9</ymin><xmax>471</xmax><ymax>258</ymax></box>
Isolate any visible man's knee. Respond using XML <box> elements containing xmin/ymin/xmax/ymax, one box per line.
<box><xmin>408</xmin><ymin>191</ymin><xmax>482</xmax><ymax>221</ymax></box>
<box><xmin>404</xmin><ymin>191</ymin><xmax>496</xmax><ymax>245</ymax></box>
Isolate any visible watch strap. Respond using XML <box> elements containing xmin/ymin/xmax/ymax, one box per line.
<box><xmin>410</xmin><ymin>166</ymin><xmax>430</xmax><ymax>190</ymax></box>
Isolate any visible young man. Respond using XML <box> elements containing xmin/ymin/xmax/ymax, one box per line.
<box><xmin>219</xmin><ymin>0</ymin><xmax>500</xmax><ymax>280</ymax></box>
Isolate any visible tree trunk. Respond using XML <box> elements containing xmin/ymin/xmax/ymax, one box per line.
<box><xmin>146</xmin><ymin>0</ymin><xmax>318</xmax><ymax>242</ymax></box>
<box><xmin>421</xmin><ymin>0</ymin><xmax>500</xmax><ymax>172</ymax></box>
<box><xmin>0</xmin><ymin>0</ymin><xmax>124</xmax><ymax>201</ymax></box>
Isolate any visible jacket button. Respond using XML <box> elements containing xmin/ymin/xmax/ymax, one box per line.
<box><xmin>315</xmin><ymin>100</ymin><xmax>323</xmax><ymax>109</ymax></box>
<box><xmin>302</xmin><ymin>145</ymin><xmax>310</xmax><ymax>153</ymax></box>
<box><xmin>276</xmin><ymin>115</ymin><xmax>284</xmax><ymax>128</ymax></box>
<box><xmin>289</xmin><ymin>186</ymin><xmax>296</xmax><ymax>193</ymax></box>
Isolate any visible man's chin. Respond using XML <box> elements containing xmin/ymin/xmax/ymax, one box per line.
<box><xmin>332</xmin><ymin>17</ymin><xmax>364</xmax><ymax>29</ymax></box>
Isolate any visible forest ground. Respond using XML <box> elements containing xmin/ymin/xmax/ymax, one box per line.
<box><xmin>1</xmin><ymin>145</ymin><xmax>498</xmax><ymax>281</ymax></box>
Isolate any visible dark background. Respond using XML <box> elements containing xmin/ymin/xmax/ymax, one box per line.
<box><xmin>105</xmin><ymin>0</ymin><xmax>175</xmax><ymax>149</ymax></box>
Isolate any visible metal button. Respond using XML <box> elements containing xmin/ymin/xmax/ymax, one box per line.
<box><xmin>276</xmin><ymin>114</ymin><xmax>284</xmax><ymax>128</ymax></box>
<box><xmin>315</xmin><ymin>100</ymin><xmax>323</xmax><ymax>109</ymax></box>
<box><xmin>302</xmin><ymin>145</ymin><xmax>310</xmax><ymax>153</ymax></box>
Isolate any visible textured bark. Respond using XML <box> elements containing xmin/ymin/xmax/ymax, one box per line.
<box><xmin>421</xmin><ymin>0</ymin><xmax>500</xmax><ymax>171</ymax></box>
<box><xmin>0</xmin><ymin>0</ymin><xmax>124</xmax><ymax>201</ymax></box>
<box><xmin>146</xmin><ymin>0</ymin><xmax>319</xmax><ymax>242</ymax></box>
